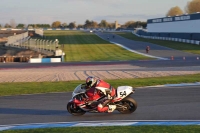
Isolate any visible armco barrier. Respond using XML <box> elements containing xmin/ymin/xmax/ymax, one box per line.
<box><xmin>186</xmin><ymin>40</ymin><xmax>190</xmax><ymax>43</ymax></box>
<box><xmin>134</xmin><ymin>32</ymin><xmax>200</xmax><ymax>46</ymax></box>
<box><xmin>191</xmin><ymin>40</ymin><xmax>195</xmax><ymax>44</ymax></box>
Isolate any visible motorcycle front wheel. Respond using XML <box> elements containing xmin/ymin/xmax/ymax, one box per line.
<box><xmin>67</xmin><ymin>102</ymin><xmax>86</xmax><ymax>116</ymax></box>
<box><xmin>117</xmin><ymin>97</ymin><xmax>137</xmax><ymax>114</ymax></box>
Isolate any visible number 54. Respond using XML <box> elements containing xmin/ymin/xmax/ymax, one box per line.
<box><xmin>120</xmin><ymin>91</ymin><xmax>126</xmax><ymax>97</ymax></box>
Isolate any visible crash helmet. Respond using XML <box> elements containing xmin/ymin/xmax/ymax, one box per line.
<box><xmin>85</xmin><ymin>76</ymin><xmax>98</xmax><ymax>88</ymax></box>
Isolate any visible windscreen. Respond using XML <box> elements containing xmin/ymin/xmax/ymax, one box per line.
<box><xmin>72</xmin><ymin>84</ymin><xmax>86</xmax><ymax>98</ymax></box>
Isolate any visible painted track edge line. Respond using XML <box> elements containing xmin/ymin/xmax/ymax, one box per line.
<box><xmin>110</xmin><ymin>41</ymin><xmax>169</xmax><ymax>60</ymax></box>
<box><xmin>95</xmin><ymin>33</ymin><xmax>168</xmax><ymax>60</ymax></box>
<box><xmin>136</xmin><ymin>82</ymin><xmax>200</xmax><ymax>89</ymax></box>
<box><xmin>1</xmin><ymin>121</ymin><xmax>200</xmax><ymax>131</ymax></box>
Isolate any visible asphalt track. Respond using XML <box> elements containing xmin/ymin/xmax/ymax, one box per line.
<box><xmin>1</xmin><ymin>59</ymin><xmax>200</xmax><ymax>69</ymax></box>
<box><xmin>0</xmin><ymin>86</ymin><xmax>200</xmax><ymax>125</ymax></box>
<box><xmin>96</xmin><ymin>32</ymin><xmax>199</xmax><ymax>60</ymax></box>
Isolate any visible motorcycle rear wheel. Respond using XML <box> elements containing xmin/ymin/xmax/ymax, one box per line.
<box><xmin>117</xmin><ymin>97</ymin><xmax>137</xmax><ymax>114</ymax></box>
<box><xmin>67</xmin><ymin>102</ymin><xmax>86</xmax><ymax>116</ymax></box>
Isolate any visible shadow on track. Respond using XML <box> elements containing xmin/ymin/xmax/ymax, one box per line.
<box><xmin>0</xmin><ymin>108</ymin><xmax>70</xmax><ymax>116</ymax></box>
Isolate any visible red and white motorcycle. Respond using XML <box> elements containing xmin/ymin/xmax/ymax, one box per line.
<box><xmin>67</xmin><ymin>84</ymin><xmax>137</xmax><ymax>116</ymax></box>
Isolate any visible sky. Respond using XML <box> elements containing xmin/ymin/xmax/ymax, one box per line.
<box><xmin>0</xmin><ymin>0</ymin><xmax>191</xmax><ymax>26</ymax></box>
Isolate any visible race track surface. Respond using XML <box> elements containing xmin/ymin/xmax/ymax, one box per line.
<box><xmin>96</xmin><ymin>32</ymin><xmax>198</xmax><ymax>59</ymax></box>
<box><xmin>0</xmin><ymin>86</ymin><xmax>200</xmax><ymax>125</ymax></box>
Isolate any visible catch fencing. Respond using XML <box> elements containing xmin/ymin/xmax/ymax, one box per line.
<box><xmin>4</xmin><ymin>31</ymin><xmax>59</xmax><ymax>55</ymax></box>
<box><xmin>27</xmin><ymin>39</ymin><xmax>58</xmax><ymax>55</ymax></box>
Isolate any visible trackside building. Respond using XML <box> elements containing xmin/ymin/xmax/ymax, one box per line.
<box><xmin>136</xmin><ymin>13</ymin><xmax>200</xmax><ymax>41</ymax></box>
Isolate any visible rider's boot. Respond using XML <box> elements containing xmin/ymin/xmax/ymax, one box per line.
<box><xmin>108</xmin><ymin>105</ymin><xmax>116</xmax><ymax>113</ymax></box>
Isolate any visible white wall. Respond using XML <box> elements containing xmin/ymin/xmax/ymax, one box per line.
<box><xmin>147</xmin><ymin>19</ymin><xmax>200</xmax><ymax>33</ymax></box>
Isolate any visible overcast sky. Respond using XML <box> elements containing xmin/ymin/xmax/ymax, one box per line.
<box><xmin>0</xmin><ymin>0</ymin><xmax>190</xmax><ymax>25</ymax></box>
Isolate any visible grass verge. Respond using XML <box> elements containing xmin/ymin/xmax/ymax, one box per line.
<box><xmin>44</xmin><ymin>31</ymin><xmax>151</xmax><ymax>61</ymax></box>
<box><xmin>1</xmin><ymin>126</ymin><xmax>200</xmax><ymax>133</ymax></box>
<box><xmin>0</xmin><ymin>74</ymin><xmax>200</xmax><ymax>96</ymax></box>
<box><xmin>115</xmin><ymin>32</ymin><xmax>200</xmax><ymax>55</ymax></box>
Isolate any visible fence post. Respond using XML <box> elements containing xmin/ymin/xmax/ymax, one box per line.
<box><xmin>46</xmin><ymin>40</ymin><xmax>48</xmax><ymax>51</ymax></box>
<box><xmin>39</xmin><ymin>40</ymin><xmax>42</xmax><ymax>52</ymax></box>
<box><xmin>50</xmin><ymin>40</ymin><xmax>52</xmax><ymax>52</ymax></box>
<box><xmin>42</xmin><ymin>40</ymin><xmax>45</xmax><ymax>52</ymax></box>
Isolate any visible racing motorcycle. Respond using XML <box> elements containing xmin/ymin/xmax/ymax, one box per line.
<box><xmin>67</xmin><ymin>84</ymin><xmax>137</xmax><ymax>116</ymax></box>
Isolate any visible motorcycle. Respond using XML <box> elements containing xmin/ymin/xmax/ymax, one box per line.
<box><xmin>67</xmin><ymin>84</ymin><xmax>137</xmax><ymax>116</ymax></box>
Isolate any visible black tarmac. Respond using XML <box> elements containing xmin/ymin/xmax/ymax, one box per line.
<box><xmin>0</xmin><ymin>86</ymin><xmax>200</xmax><ymax>125</ymax></box>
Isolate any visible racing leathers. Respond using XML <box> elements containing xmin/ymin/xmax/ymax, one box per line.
<box><xmin>94</xmin><ymin>79</ymin><xmax>116</xmax><ymax>113</ymax></box>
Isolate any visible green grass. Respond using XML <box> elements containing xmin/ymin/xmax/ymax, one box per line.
<box><xmin>44</xmin><ymin>31</ymin><xmax>152</xmax><ymax>61</ymax></box>
<box><xmin>0</xmin><ymin>74</ymin><xmax>200</xmax><ymax>96</ymax></box>
<box><xmin>1</xmin><ymin>126</ymin><xmax>200</xmax><ymax>133</ymax></box>
<box><xmin>116</xmin><ymin>32</ymin><xmax>200</xmax><ymax>55</ymax></box>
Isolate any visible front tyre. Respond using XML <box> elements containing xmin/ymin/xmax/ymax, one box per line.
<box><xmin>67</xmin><ymin>102</ymin><xmax>86</xmax><ymax>116</ymax></box>
<box><xmin>117</xmin><ymin>97</ymin><xmax>137</xmax><ymax>114</ymax></box>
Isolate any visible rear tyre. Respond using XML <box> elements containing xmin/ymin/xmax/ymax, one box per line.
<box><xmin>117</xmin><ymin>97</ymin><xmax>137</xmax><ymax>114</ymax></box>
<box><xmin>67</xmin><ymin>102</ymin><xmax>86</xmax><ymax>116</ymax></box>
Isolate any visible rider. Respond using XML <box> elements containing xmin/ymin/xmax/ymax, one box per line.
<box><xmin>146</xmin><ymin>46</ymin><xmax>150</xmax><ymax>53</ymax></box>
<box><xmin>85</xmin><ymin>76</ymin><xmax>116</xmax><ymax>113</ymax></box>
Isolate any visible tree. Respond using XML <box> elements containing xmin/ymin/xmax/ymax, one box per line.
<box><xmin>52</xmin><ymin>21</ymin><xmax>61</xmax><ymax>28</ymax></box>
<box><xmin>186</xmin><ymin>0</ymin><xmax>200</xmax><ymax>14</ymax></box>
<box><xmin>84</xmin><ymin>20</ymin><xmax>98</xmax><ymax>28</ymax></box>
<box><xmin>16</xmin><ymin>24</ymin><xmax>26</xmax><ymax>29</ymax></box>
<box><xmin>99</xmin><ymin>20</ymin><xmax>109</xmax><ymax>28</ymax></box>
<box><xmin>124</xmin><ymin>21</ymin><xmax>135</xmax><ymax>28</ymax></box>
<box><xmin>77</xmin><ymin>24</ymin><xmax>84</xmax><ymax>28</ymax></box>
<box><xmin>27</xmin><ymin>24</ymin><xmax>34</xmax><ymax>28</ymax></box>
<box><xmin>84</xmin><ymin>19</ymin><xmax>91</xmax><ymax>28</ymax></box>
<box><xmin>61</xmin><ymin>23</ymin><xmax>68</xmax><ymax>28</ymax></box>
<box><xmin>68</xmin><ymin>22</ymin><xmax>76</xmax><ymax>28</ymax></box>
<box><xmin>107</xmin><ymin>23</ymin><xmax>115</xmax><ymax>29</ymax></box>
<box><xmin>140</xmin><ymin>22</ymin><xmax>147</xmax><ymax>29</ymax></box>
<box><xmin>166</xmin><ymin>6</ymin><xmax>183</xmax><ymax>17</ymax></box>
<box><xmin>91</xmin><ymin>21</ymin><xmax>98</xmax><ymax>28</ymax></box>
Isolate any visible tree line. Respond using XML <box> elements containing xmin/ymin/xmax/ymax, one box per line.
<box><xmin>166</xmin><ymin>0</ymin><xmax>200</xmax><ymax>17</ymax></box>
<box><xmin>0</xmin><ymin>19</ymin><xmax>147</xmax><ymax>29</ymax></box>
